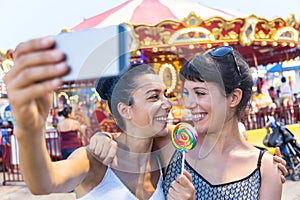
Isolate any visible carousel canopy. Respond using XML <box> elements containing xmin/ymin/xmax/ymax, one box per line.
<box><xmin>71</xmin><ymin>0</ymin><xmax>300</xmax><ymax>67</ymax></box>
<box><xmin>72</xmin><ymin>0</ymin><xmax>243</xmax><ymax>30</ymax></box>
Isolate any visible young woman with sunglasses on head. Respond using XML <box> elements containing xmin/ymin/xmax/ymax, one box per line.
<box><xmin>4</xmin><ymin>37</ymin><xmax>195</xmax><ymax>200</ymax></box>
<box><xmin>92</xmin><ymin>46</ymin><xmax>285</xmax><ymax>199</ymax></box>
<box><xmin>162</xmin><ymin>46</ymin><xmax>282</xmax><ymax>199</ymax></box>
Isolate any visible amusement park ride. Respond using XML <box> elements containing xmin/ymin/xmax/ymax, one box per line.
<box><xmin>69</xmin><ymin>0</ymin><xmax>300</xmax><ymax>95</ymax></box>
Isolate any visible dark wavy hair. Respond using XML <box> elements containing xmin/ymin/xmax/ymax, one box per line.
<box><xmin>95</xmin><ymin>64</ymin><xmax>156</xmax><ymax>130</ymax></box>
<box><xmin>180</xmin><ymin>46</ymin><xmax>253</xmax><ymax>118</ymax></box>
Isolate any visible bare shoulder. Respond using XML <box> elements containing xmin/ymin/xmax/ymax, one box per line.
<box><xmin>261</xmin><ymin>150</ymin><xmax>276</xmax><ymax>167</ymax></box>
<box><xmin>65</xmin><ymin>147</ymin><xmax>90</xmax><ymax>172</ymax></box>
<box><xmin>260</xmin><ymin>150</ymin><xmax>281</xmax><ymax>178</ymax></box>
<box><xmin>69</xmin><ymin>147</ymin><xmax>107</xmax><ymax>172</ymax></box>
<box><xmin>68</xmin><ymin>146</ymin><xmax>88</xmax><ymax>158</ymax></box>
<box><xmin>73</xmin><ymin>147</ymin><xmax>107</xmax><ymax>197</ymax></box>
<box><xmin>259</xmin><ymin>151</ymin><xmax>282</xmax><ymax>199</ymax></box>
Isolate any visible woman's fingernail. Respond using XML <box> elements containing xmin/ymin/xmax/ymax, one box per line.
<box><xmin>55</xmin><ymin>62</ymin><xmax>67</xmax><ymax>70</ymax></box>
<box><xmin>51</xmin><ymin>51</ymin><xmax>63</xmax><ymax>59</ymax></box>
<box><xmin>40</xmin><ymin>37</ymin><xmax>52</xmax><ymax>46</ymax></box>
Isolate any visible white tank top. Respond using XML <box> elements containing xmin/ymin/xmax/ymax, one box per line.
<box><xmin>77</xmin><ymin>160</ymin><xmax>165</xmax><ymax>200</ymax></box>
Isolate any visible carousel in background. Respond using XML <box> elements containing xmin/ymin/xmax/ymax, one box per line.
<box><xmin>1</xmin><ymin>0</ymin><xmax>300</xmax><ymax>135</ymax></box>
<box><xmin>70</xmin><ymin>0</ymin><xmax>300</xmax><ymax>123</ymax></box>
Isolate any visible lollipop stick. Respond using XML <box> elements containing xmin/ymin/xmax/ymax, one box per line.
<box><xmin>181</xmin><ymin>151</ymin><xmax>185</xmax><ymax>175</ymax></box>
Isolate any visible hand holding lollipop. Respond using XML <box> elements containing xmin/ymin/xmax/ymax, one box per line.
<box><xmin>170</xmin><ymin>122</ymin><xmax>198</xmax><ymax>174</ymax></box>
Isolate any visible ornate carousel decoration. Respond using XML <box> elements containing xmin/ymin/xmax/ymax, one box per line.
<box><xmin>70</xmin><ymin>0</ymin><xmax>300</xmax><ymax>100</ymax></box>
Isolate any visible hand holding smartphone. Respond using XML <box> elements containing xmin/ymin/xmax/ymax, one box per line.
<box><xmin>54</xmin><ymin>24</ymin><xmax>130</xmax><ymax>81</ymax></box>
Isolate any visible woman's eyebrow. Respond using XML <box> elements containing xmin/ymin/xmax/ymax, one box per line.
<box><xmin>192</xmin><ymin>86</ymin><xmax>207</xmax><ymax>90</ymax></box>
<box><xmin>145</xmin><ymin>89</ymin><xmax>161</xmax><ymax>94</ymax></box>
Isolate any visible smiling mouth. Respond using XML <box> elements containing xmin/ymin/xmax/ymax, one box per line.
<box><xmin>154</xmin><ymin>116</ymin><xmax>169</xmax><ymax>123</ymax></box>
<box><xmin>172</xmin><ymin>114</ymin><xmax>205</xmax><ymax>122</ymax></box>
<box><xmin>188</xmin><ymin>113</ymin><xmax>206</xmax><ymax>121</ymax></box>
<box><xmin>154</xmin><ymin>114</ymin><xmax>206</xmax><ymax>123</ymax></box>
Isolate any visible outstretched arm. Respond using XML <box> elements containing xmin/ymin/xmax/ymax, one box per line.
<box><xmin>4</xmin><ymin>37</ymin><xmax>90</xmax><ymax>194</ymax></box>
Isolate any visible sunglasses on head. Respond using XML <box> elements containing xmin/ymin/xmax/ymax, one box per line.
<box><xmin>208</xmin><ymin>46</ymin><xmax>241</xmax><ymax>77</ymax></box>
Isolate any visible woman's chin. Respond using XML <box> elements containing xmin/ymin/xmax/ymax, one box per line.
<box><xmin>194</xmin><ymin>124</ymin><xmax>207</xmax><ymax>135</ymax></box>
<box><xmin>154</xmin><ymin>126</ymin><xmax>168</xmax><ymax>137</ymax></box>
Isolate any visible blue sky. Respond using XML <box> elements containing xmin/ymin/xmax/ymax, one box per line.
<box><xmin>1</xmin><ymin>0</ymin><xmax>299</xmax><ymax>50</ymax></box>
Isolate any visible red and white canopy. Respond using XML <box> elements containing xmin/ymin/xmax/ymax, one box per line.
<box><xmin>72</xmin><ymin>0</ymin><xmax>244</xmax><ymax>30</ymax></box>
<box><xmin>70</xmin><ymin>0</ymin><xmax>300</xmax><ymax>67</ymax></box>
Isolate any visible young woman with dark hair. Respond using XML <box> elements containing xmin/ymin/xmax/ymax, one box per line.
<box><xmin>4</xmin><ymin>37</ymin><xmax>195</xmax><ymax>199</ymax></box>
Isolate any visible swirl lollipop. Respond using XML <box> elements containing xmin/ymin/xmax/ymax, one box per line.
<box><xmin>170</xmin><ymin>122</ymin><xmax>198</xmax><ymax>174</ymax></box>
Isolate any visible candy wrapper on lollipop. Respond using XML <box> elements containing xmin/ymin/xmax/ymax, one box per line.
<box><xmin>170</xmin><ymin>122</ymin><xmax>198</xmax><ymax>174</ymax></box>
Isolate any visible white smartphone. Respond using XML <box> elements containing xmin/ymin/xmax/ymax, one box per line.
<box><xmin>54</xmin><ymin>24</ymin><xmax>130</xmax><ymax>81</ymax></box>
